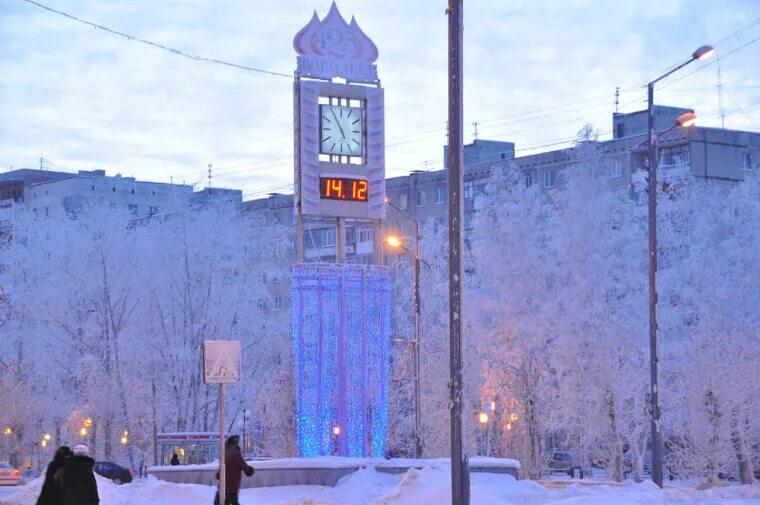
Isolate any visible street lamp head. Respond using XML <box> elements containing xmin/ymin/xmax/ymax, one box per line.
<box><xmin>385</xmin><ymin>234</ymin><xmax>403</xmax><ymax>249</ymax></box>
<box><xmin>332</xmin><ymin>425</ymin><xmax>341</xmax><ymax>436</ymax></box>
<box><xmin>2</xmin><ymin>427</ymin><xmax>11</xmax><ymax>436</ymax></box>
<box><xmin>692</xmin><ymin>45</ymin><xmax>715</xmax><ymax>60</ymax></box>
<box><xmin>675</xmin><ymin>111</ymin><xmax>697</xmax><ymax>128</ymax></box>
<box><xmin>80</xmin><ymin>427</ymin><xmax>88</xmax><ymax>437</ymax></box>
<box><xmin>120</xmin><ymin>436</ymin><xmax>129</xmax><ymax>445</ymax></box>
<box><xmin>478</xmin><ymin>412</ymin><xmax>489</xmax><ymax>425</ymax></box>
<box><xmin>44</xmin><ymin>433</ymin><xmax>51</xmax><ymax>441</ymax></box>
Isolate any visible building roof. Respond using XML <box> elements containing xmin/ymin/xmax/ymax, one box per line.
<box><xmin>0</xmin><ymin>168</ymin><xmax>73</xmax><ymax>185</ymax></box>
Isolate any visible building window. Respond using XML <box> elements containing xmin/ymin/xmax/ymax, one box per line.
<box><xmin>129</xmin><ymin>204</ymin><xmax>138</xmax><ymax>217</ymax></box>
<box><xmin>323</xmin><ymin>228</ymin><xmax>336</xmax><ymax>247</ymax></box>
<box><xmin>659</xmin><ymin>145</ymin><xmax>689</xmax><ymax>168</ymax></box>
<box><xmin>44</xmin><ymin>206</ymin><xmax>49</xmax><ymax>217</ymax></box>
<box><xmin>358</xmin><ymin>227</ymin><xmax>373</xmax><ymax>243</ymax></box>
<box><xmin>258</xmin><ymin>298</ymin><xmax>267</xmax><ymax>311</ymax></box>
<box><xmin>464</xmin><ymin>210</ymin><xmax>474</xmax><ymax>230</ymax></box>
<box><xmin>610</xmin><ymin>159</ymin><xmax>623</xmax><ymax>178</ymax></box>
<box><xmin>544</xmin><ymin>170</ymin><xmax>555</xmax><ymax>188</ymax></box>
<box><xmin>616</xmin><ymin>123</ymin><xmax>624</xmax><ymax>139</ymax></box>
<box><xmin>91</xmin><ymin>185</ymin><xmax>95</xmax><ymax>191</ymax></box>
<box><xmin>273</xmin><ymin>296</ymin><xmax>283</xmax><ymax>311</ymax></box>
<box><xmin>500</xmin><ymin>153</ymin><xmax>506</xmax><ymax>160</ymax></box>
<box><xmin>289</xmin><ymin>238</ymin><xmax>297</xmax><ymax>254</ymax></box>
<box><xmin>742</xmin><ymin>152</ymin><xmax>754</xmax><ymax>171</ymax></box>
<box><xmin>131</xmin><ymin>189</ymin><xmax>135</xmax><ymax>194</ymax></box>
<box><xmin>399</xmin><ymin>192</ymin><xmax>408</xmax><ymax>210</ymax></box>
<box><xmin>416</xmin><ymin>189</ymin><xmax>426</xmax><ymax>206</ymax></box>
<box><xmin>434</xmin><ymin>186</ymin><xmax>445</xmax><ymax>204</ymax></box>
<box><xmin>112</xmin><ymin>187</ymin><xmax>116</xmax><ymax>192</ymax></box>
<box><xmin>273</xmin><ymin>271</ymin><xmax>281</xmax><ymax>284</ymax></box>
<box><xmin>463</xmin><ymin>180</ymin><xmax>474</xmax><ymax>199</ymax></box>
<box><xmin>524</xmin><ymin>170</ymin><xmax>535</xmax><ymax>187</ymax></box>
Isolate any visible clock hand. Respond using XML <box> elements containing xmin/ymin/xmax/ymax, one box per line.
<box><xmin>331</xmin><ymin>109</ymin><xmax>346</xmax><ymax>139</ymax></box>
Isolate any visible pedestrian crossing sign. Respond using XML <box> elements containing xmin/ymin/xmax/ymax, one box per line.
<box><xmin>203</xmin><ymin>340</ymin><xmax>241</xmax><ymax>384</ymax></box>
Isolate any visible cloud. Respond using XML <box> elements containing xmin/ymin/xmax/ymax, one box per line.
<box><xmin>1</xmin><ymin>0</ymin><xmax>758</xmax><ymax>196</ymax></box>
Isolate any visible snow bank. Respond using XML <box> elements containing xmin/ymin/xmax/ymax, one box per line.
<box><xmin>3</xmin><ymin>466</ymin><xmax>759</xmax><ymax>505</ymax></box>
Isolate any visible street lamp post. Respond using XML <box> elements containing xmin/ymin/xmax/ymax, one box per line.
<box><xmin>646</xmin><ymin>44</ymin><xmax>713</xmax><ymax>488</ymax></box>
<box><xmin>384</xmin><ymin>198</ymin><xmax>424</xmax><ymax>459</ymax></box>
<box><xmin>243</xmin><ymin>409</ymin><xmax>252</xmax><ymax>458</ymax></box>
<box><xmin>478</xmin><ymin>412</ymin><xmax>489</xmax><ymax>457</ymax></box>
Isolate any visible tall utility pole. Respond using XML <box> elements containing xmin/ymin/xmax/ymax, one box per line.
<box><xmin>646</xmin><ymin>82</ymin><xmax>663</xmax><ymax>488</ymax></box>
<box><xmin>646</xmin><ymin>43</ymin><xmax>714</xmax><ymax>489</ymax></box>
<box><xmin>447</xmin><ymin>1</ymin><xmax>469</xmax><ymax>504</ymax></box>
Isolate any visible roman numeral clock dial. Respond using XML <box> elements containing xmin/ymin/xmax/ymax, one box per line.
<box><xmin>320</xmin><ymin>105</ymin><xmax>362</xmax><ymax>156</ymax></box>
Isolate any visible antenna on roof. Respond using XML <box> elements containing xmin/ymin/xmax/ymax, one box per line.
<box><xmin>716</xmin><ymin>56</ymin><xmax>725</xmax><ymax>129</ymax></box>
<box><xmin>472</xmin><ymin>121</ymin><xmax>479</xmax><ymax>141</ymax></box>
<box><xmin>40</xmin><ymin>157</ymin><xmax>44</xmax><ymax>170</ymax></box>
<box><xmin>207</xmin><ymin>163</ymin><xmax>213</xmax><ymax>205</ymax></box>
<box><xmin>614</xmin><ymin>86</ymin><xmax>620</xmax><ymax>113</ymax></box>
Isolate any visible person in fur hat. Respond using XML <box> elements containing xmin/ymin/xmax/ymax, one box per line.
<box><xmin>54</xmin><ymin>444</ymin><xmax>99</xmax><ymax>505</ymax></box>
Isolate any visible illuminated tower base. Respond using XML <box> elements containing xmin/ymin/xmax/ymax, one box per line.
<box><xmin>291</xmin><ymin>263</ymin><xmax>391</xmax><ymax>457</ymax></box>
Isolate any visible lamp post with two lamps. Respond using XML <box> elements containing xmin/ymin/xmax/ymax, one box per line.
<box><xmin>645</xmin><ymin>43</ymin><xmax>714</xmax><ymax>488</ymax></box>
<box><xmin>384</xmin><ymin>197</ymin><xmax>427</xmax><ymax>459</ymax></box>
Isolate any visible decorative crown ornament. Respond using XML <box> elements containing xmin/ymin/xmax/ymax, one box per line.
<box><xmin>293</xmin><ymin>2</ymin><xmax>379</xmax><ymax>82</ymax></box>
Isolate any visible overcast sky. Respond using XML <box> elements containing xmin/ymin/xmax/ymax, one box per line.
<box><xmin>1</xmin><ymin>0</ymin><xmax>758</xmax><ymax>199</ymax></box>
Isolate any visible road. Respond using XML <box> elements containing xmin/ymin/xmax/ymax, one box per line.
<box><xmin>0</xmin><ymin>486</ymin><xmax>18</xmax><ymax>500</ymax></box>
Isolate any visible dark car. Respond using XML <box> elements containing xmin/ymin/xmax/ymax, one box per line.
<box><xmin>547</xmin><ymin>452</ymin><xmax>576</xmax><ymax>472</ymax></box>
<box><xmin>94</xmin><ymin>461</ymin><xmax>132</xmax><ymax>485</ymax></box>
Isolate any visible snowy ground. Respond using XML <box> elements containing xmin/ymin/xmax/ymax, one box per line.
<box><xmin>2</xmin><ymin>466</ymin><xmax>759</xmax><ymax>505</ymax></box>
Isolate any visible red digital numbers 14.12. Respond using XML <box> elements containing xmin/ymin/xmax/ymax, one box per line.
<box><xmin>320</xmin><ymin>177</ymin><xmax>369</xmax><ymax>202</ymax></box>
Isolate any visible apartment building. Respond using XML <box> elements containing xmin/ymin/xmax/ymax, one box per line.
<box><xmin>243</xmin><ymin>105</ymin><xmax>760</xmax><ymax>311</ymax></box>
<box><xmin>0</xmin><ymin>168</ymin><xmax>194</xmax><ymax>221</ymax></box>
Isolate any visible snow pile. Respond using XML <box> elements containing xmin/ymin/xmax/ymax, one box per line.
<box><xmin>3</xmin><ymin>468</ymin><xmax>759</xmax><ymax>505</ymax></box>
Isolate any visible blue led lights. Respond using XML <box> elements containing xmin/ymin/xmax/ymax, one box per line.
<box><xmin>291</xmin><ymin>263</ymin><xmax>391</xmax><ymax>457</ymax></box>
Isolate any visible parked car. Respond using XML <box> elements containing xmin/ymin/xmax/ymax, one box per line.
<box><xmin>94</xmin><ymin>461</ymin><xmax>132</xmax><ymax>485</ymax></box>
<box><xmin>547</xmin><ymin>452</ymin><xmax>577</xmax><ymax>473</ymax></box>
<box><xmin>0</xmin><ymin>463</ymin><xmax>21</xmax><ymax>486</ymax></box>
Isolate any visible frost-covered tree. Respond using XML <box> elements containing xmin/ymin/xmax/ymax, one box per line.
<box><xmin>0</xmin><ymin>201</ymin><xmax>291</xmax><ymax>466</ymax></box>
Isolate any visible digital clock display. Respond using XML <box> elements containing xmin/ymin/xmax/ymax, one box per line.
<box><xmin>320</xmin><ymin>177</ymin><xmax>369</xmax><ymax>202</ymax></box>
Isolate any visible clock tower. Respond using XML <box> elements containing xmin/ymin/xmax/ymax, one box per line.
<box><xmin>293</xmin><ymin>2</ymin><xmax>385</xmax><ymax>260</ymax></box>
<box><xmin>290</xmin><ymin>3</ymin><xmax>391</xmax><ymax>459</ymax></box>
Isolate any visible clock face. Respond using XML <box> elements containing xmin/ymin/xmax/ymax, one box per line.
<box><xmin>320</xmin><ymin>105</ymin><xmax>363</xmax><ymax>156</ymax></box>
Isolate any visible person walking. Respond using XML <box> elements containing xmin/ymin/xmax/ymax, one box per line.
<box><xmin>35</xmin><ymin>446</ymin><xmax>72</xmax><ymax>505</ymax></box>
<box><xmin>214</xmin><ymin>435</ymin><xmax>254</xmax><ymax>505</ymax></box>
<box><xmin>55</xmin><ymin>444</ymin><xmax>99</xmax><ymax>505</ymax></box>
<box><xmin>170</xmin><ymin>453</ymin><xmax>180</xmax><ymax>466</ymax></box>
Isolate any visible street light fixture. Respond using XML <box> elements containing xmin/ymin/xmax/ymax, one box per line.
<box><xmin>646</xmin><ymin>44</ymin><xmax>713</xmax><ymax>489</ymax></box>
<box><xmin>80</xmin><ymin>427</ymin><xmax>88</xmax><ymax>437</ymax></box>
<box><xmin>477</xmin><ymin>412</ymin><xmax>488</xmax><ymax>425</ymax></box>
<box><xmin>44</xmin><ymin>433</ymin><xmax>51</xmax><ymax>441</ymax></box>
<box><xmin>384</xmin><ymin>197</ymin><xmax>426</xmax><ymax>459</ymax></box>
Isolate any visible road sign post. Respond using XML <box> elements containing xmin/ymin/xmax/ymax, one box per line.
<box><xmin>203</xmin><ymin>340</ymin><xmax>241</xmax><ymax>505</ymax></box>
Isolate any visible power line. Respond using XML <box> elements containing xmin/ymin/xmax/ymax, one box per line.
<box><xmin>660</xmin><ymin>35</ymin><xmax>760</xmax><ymax>90</ymax></box>
<box><xmin>635</xmin><ymin>16</ymin><xmax>760</xmax><ymax>88</ymax></box>
<box><xmin>20</xmin><ymin>0</ymin><xmax>291</xmax><ymax>78</ymax></box>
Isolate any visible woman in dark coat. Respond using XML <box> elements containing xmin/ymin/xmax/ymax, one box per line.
<box><xmin>214</xmin><ymin>435</ymin><xmax>254</xmax><ymax>505</ymax></box>
<box><xmin>36</xmin><ymin>446</ymin><xmax>73</xmax><ymax>505</ymax></box>
<box><xmin>54</xmin><ymin>444</ymin><xmax>99</xmax><ymax>505</ymax></box>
